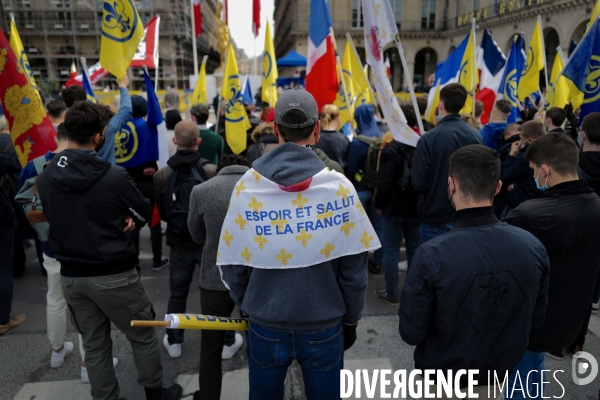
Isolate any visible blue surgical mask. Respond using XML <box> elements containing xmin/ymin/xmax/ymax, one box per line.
<box><xmin>535</xmin><ymin>167</ymin><xmax>548</xmax><ymax>191</ymax></box>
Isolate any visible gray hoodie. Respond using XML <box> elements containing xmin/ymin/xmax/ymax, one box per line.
<box><xmin>222</xmin><ymin>143</ymin><xmax>369</xmax><ymax>330</ymax></box>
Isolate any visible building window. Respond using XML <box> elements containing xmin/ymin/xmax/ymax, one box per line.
<box><xmin>422</xmin><ymin>0</ymin><xmax>436</xmax><ymax>29</ymax></box>
<box><xmin>352</xmin><ymin>0</ymin><xmax>363</xmax><ymax>28</ymax></box>
<box><xmin>390</xmin><ymin>0</ymin><xmax>402</xmax><ymax>25</ymax></box>
<box><xmin>455</xmin><ymin>0</ymin><xmax>460</xmax><ymax>19</ymax></box>
<box><xmin>472</xmin><ymin>0</ymin><xmax>479</xmax><ymax>11</ymax></box>
<box><xmin>492</xmin><ymin>0</ymin><xmax>501</xmax><ymax>15</ymax></box>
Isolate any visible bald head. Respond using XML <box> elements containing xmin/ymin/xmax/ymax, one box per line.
<box><xmin>174</xmin><ymin>120</ymin><xmax>201</xmax><ymax>150</ymax></box>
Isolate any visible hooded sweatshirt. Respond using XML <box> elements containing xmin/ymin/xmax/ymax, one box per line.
<box><xmin>37</xmin><ymin>149</ymin><xmax>150</xmax><ymax>277</ymax></box>
<box><xmin>479</xmin><ymin>122</ymin><xmax>508</xmax><ymax>151</ymax></box>
<box><xmin>346</xmin><ymin>104</ymin><xmax>382</xmax><ymax>191</ymax></box>
<box><xmin>222</xmin><ymin>143</ymin><xmax>369</xmax><ymax>330</ymax></box>
<box><xmin>578</xmin><ymin>151</ymin><xmax>600</xmax><ymax>196</ymax></box>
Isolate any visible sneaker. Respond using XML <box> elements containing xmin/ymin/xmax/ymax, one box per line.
<box><xmin>546</xmin><ymin>348</ymin><xmax>565</xmax><ymax>361</ymax></box>
<box><xmin>50</xmin><ymin>341</ymin><xmax>74</xmax><ymax>368</ymax></box>
<box><xmin>569</xmin><ymin>345</ymin><xmax>583</xmax><ymax>357</ymax></box>
<box><xmin>398</xmin><ymin>261</ymin><xmax>408</xmax><ymax>272</ymax></box>
<box><xmin>592</xmin><ymin>302</ymin><xmax>598</xmax><ymax>315</ymax></box>
<box><xmin>163</xmin><ymin>334</ymin><xmax>182</xmax><ymax>358</ymax></box>
<box><xmin>222</xmin><ymin>333</ymin><xmax>243</xmax><ymax>360</ymax></box>
<box><xmin>153</xmin><ymin>259</ymin><xmax>169</xmax><ymax>272</ymax></box>
<box><xmin>81</xmin><ymin>357</ymin><xmax>118</xmax><ymax>383</ymax></box>
<box><xmin>144</xmin><ymin>384</ymin><xmax>183</xmax><ymax>400</ymax></box>
<box><xmin>375</xmin><ymin>289</ymin><xmax>399</xmax><ymax>306</ymax></box>
<box><xmin>0</xmin><ymin>314</ymin><xmax>25</xmax><ymax>335</ymax></box>
<box><xmin>368</xmin><ymin>259</ymin><xmax>380</xmax><ymax>274</ymax></box>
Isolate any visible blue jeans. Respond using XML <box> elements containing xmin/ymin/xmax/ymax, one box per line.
<box><xmin>247</xmin><ymin>322</ymin><xmax>343</xmax><ymax>400</ymax></box>
<box><xmin>505</xmin><ymin>351</ymin><xmax>545</xmax><ymax>399</ymax></box>
<box><xmin>381</xmin><ymin>215</ymin><xmax>421</xmax><ymax>300</ymax></box>
<box><xmin>357</xmin><ymin>189</ymin><xmax>383</xmax><ymax>266</ymax></box>
<box><xmin>419</xmin><ymin>221</ymin><xmax>455</xmax><ymax>244</ymax></box>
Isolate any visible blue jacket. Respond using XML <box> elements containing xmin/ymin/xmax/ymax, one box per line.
<box><xmin>400</xmin><ymin>207</ymin><xmax>549</xmax><ymax>386</ymax></box>
<box><xmin>501</xmin><ymin>146</ymin><xmax>539</xmax><ymax>208</ymax></box>
<box><xmin>346</xmin><ymin>104</ymin><xmax>382</xmax><ymax>191</ymax></box>
<box><xmin>480</xmin><ymin>122</ymin><xmax>508</xmax><ymax>151</ymax></box>
<box><xmin>98</xmin><ymin>87</ymin><xmax>132</xmax><ymax>164</ymax></box>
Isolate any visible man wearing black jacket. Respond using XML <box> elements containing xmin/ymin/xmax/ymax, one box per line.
<box><xmin>37</xmin><ymin>102</ymin><xmax>182</xmax><ymax>400</ymax></box>
<box><xmin>411</xmin><ymin>83</ymin><xmax>483</xmax><ymax>243</ymax></box>
<box><xmin>400</xmin><ymin>145</ymin><xmax>549</xmax><ymax>397</ymax></box>
<box><xmin>504</xmin><ymin>133</ymin><xmax>600</xmax><ymax>398</ymax></box>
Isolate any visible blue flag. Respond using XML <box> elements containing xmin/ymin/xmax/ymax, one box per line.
<box><xmin>563</xmin><ymin>18</ymin><xmax>600</xmax><ymax>125</ymax></box>
<box><xmin>434</xmin><ymin>33</ymin><xmax>469</xmax><ymax>85</ymax></box>
<box><xmin>498</xmin><ymin>36</ymin><xmax>526</xmax><ymax>123</ymax></box>
<box><xmin>569</xmin><ymin>39</ymin><xmax>578</xmax><ymax>57</ymax></box>
<box><xmin>241</xmin><ymin>76</ymin><xmax>253</xmax><ymax>104</ymax></box>
<box><xmin>80</xmin><ymin>59</ymin><xmax>97</xmax><ymax>103</ymax></box>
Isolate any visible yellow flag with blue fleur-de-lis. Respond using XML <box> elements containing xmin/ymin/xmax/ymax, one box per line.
<box><xmin>100</xmin><ymin>0</ymin><xmax>145</xmax><ymax>79</ymax></box>
<box><xmin>459</xmin><ymin>27</ymin><xmax>478</xmax><ymax>114</ymax></box>
<box><xmin>222</xmin><ymin>43</ymin><xmax>251</xmax><ymax>154</ymax></box>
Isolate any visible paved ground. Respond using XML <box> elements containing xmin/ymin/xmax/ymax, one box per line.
<box><xmin>2</xmin><ymin>228</ymin><xmax>599</xmax><ymax>400</ymax></box>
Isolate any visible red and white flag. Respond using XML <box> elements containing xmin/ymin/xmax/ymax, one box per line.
<box><xmin>193</xmin><ymin>0</ymin><xmax>202</xmax><ymax>37</ymax></box>
<box><xmin>65</xmin><ymin>62</ymin><xmax>109</xmax><ymax>87</ymax></box>
<box><xmin>384</xmin><ymin>55</ymin><xmax>391</xmax><ymax>78</ymax></box>
<box><xmin>131</xmin><ymin>16</ymin><xmax>160</xmax><ymax>69</ymax></box>
<box><xmin>476</xmin><ymin>29</ymin><xmax>506</xmax><ymax>124</ymax></box>
<box><xmin>252</xmin><ymin>0</ymin><xmax>261</xmax><ymax>37</ymax></box>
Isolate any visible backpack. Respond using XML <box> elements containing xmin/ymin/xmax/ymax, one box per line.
<box><xmin>259</xmin><ymin>141</ymin><xmax>279</xmax><ymax>156</ymax></box>
<box><xmin>164</xmin><ymin>162</ymin><xmax>208</xmax><ymax>241</ymax></box>
<box><xmin>14</xmin><ymin>156</ymin><xmax>50</xmax><ymax>241</ymax></box>
<box><xmin>392</xmin><ymin>142</ymin><xmax>419</xmax><ymax>218</ymax></box>
<box><xmin>353</xmin><ymin>135</ymin><xmax>383</xmax><ymax>189</ymax></box>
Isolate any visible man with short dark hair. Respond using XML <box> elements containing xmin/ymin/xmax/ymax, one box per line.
<box><xmin>504</xmin><ymin>132</ymin><xmax>600</xmax><ymax>396</ymax></box>
<box><xmin>37</xmin><ymin>101</ymin><xmax>182</xmax><ymax>400</ymax></box>
<box><xmin>416</xmin><ymin>96</ymin><xmax>434</xmax><ymax>132</ymax></box>
<box><xmin>412</xmin><ymin>83</ymin><xmax>483</xmax><ymax>243</ymax></box>
<box><xmin>401</xmin><ymin>144</ymin><xmax>549</xmax><ymax>399</ymax></box>
<box><xmin>61</xmin><ymin>85</ymin><xmax>87</xmax><ymax>108</ymax></box>
<box><xmin>544</xmin><ymin>107</ymin><xmax>567</xmax><ymax>135</ymax></box>
<box><xmin>190</xmin><ymin>103</ymin><xmax>224</xmax><ymax>165</ymax></box>
<box><xmin>480</xmin><ymin>99</ymin><xmax>512</xmax><ymax>151</ymax></box>
<box><xmin>47</xmin><ymin>100</ymin><xmax>66</xmax><ymax>129</ymax></box>
<box><xmin>499</xmin><ymin>123</ymin><xmax>521</xmax><ymax>163</ymax></box>
<box><xmin>220</xmin><ymin>89</ymin><xmax>377</xmax><ymax>399</ymax></box>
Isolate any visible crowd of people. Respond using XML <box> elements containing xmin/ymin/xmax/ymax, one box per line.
<box><xmin>0</xmin><ymin>74</ymin><xmax>599</xmax><ymax>400</ymax></box>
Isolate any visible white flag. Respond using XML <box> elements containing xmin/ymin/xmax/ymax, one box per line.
<box><xmin>362</xmin><ymin>0</ymin><xmax>420</xmax><ymax>146</ymax></box>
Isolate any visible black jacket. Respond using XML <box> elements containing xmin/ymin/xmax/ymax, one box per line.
<box><xmin>578</xmin><ymin>151</ymin><xmax>600</xmax><ymax>196</ymax></box>
<box><xmin>504</xmin><ymin>180</ymin><xmax>600</xmax><ymax>351</ymax></box>
<box><xmin>316</xmin><ymin>129</ymin><xmax>350</xmax><ymax>169</ymax></box>
<box><xmin>501</xmin><ymin>147</ymin><xmax>539</xmax><ymax>208</ymax></box>
<box><xmin>0</xmin><ymin>151</ymin><xmax>19</xmax><ymax>231</ymax></box>
<box><xmin>411</xmin><ymin>114</ymin><xmax>483</xmax><ymax>222</ymax></box>
<box><xmin>499</xmin><ymin>134</ymin><xmax>520</xmax><ymax>164</ymax></box>
<box><xmin>375</xmin><ymin>140</ymin><xmax>418</xmax><ymax>218</ymax></box>
<box><xmin>38</xmin><ymin>149</ymin><xmax>151</xmax><ymax>277</ymax></box>
<box><xmin>400</xmin><ymin>207</ymin><xmax>549</xmax><ymax>387</ymax></box>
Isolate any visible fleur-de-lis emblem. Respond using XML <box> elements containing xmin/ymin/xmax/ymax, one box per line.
<box><xmin>320</xmin><ymin>242</ymin><xmax>335</xmax><ymax>258</ymax></box>
<box><xmin>240</xmin><ymin>247</ymin><xmax>252</xmax><ymax>263</ymax></box>
<box><xmin>248</xmin><ymin>196</ymin><xmax>263</xmax><ymax>212</ymax></box>
<box><xmin>234</xmin><ymin>214</ymin><xmax>247</xmax><ymax>231</ymax></box>
<box><xmin>271</xmin><ymin>217</ymin><xmax>288</xmax><ymax>231</ymax></box>
<box><xmin>357</xmin><ymin>201</ymin><xmax>365</xmax><ymax>215</ymax></box>
<box><xmin>340</xmin><ymin>221</ymin><xmax>356</xmax><ymax>237</ymax></box>
<box><xmin>295</xmin><ymin>229</ymin><xmax>313</xmax><ymax>248</ymax></box>
<box><xmin>253</xmin><ymin>171</ymin><xmax>261</xmax><ymax>183</ymax></box>
<box><xmin>317</xmin><ymin>211</ymin><xmax>333</xmax><ymax>221</ymax></box>
<box><xmin>235</xmin><ymin>181</ymin><xmax>246</xmax><ymax>197</ymax></box>
<box><xmin>254</xmin><ymin>235</ymin><xmax>268</xmax><ymax>250</ymax></box>
<box><xmin>336</xmin><ymin>184</ymin><xmax>350</xmax><ymax>201</ymax></box>
<box><xmin>275</xmin><ymin>249</ymin><xmax>292</xmax><ymax>266</ymax></box>
<box><xmin>103</xmin><ymin>0</ymin><xmax>132</xmax><ymax>33</ymax></box>
<box><xmin>217</xmin><ymin>251</ymin><xmax>220</xmax><ymax>259</ymax></box>
<box><xmin>222</xmin><ymin>230</ymin><xmax>233</xmax><ymax>247</ymax></box>
<box><xmin>228</xmin><ymin>202</ymin><xmax>231</xmax><ymax>211</ymax></box>
<box><xmin>291</xmin><ymin>193</ymin><xmax>308</xmax><ymax>208</ymax></box>
<box><xmin>360</xmin><ymin>230</ymin><xmax>373</xmax><ymax>249</ymax></box>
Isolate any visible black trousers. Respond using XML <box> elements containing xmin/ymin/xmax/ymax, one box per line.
<box><xmin>198</xmin><ymin>288</ymin><xmax>235</xmax><ymax>400</ymax></box>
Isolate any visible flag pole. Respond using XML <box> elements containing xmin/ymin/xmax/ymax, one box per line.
<box><xmin>471</xmin><ymin>17</ymin><xmax>477</xmax><ymax>119</ymax></box>
<box><xmin>330</xmin><ymin>27</ymin><xmax>352</xmax><ymax>120</ymax></box>
<box><xmin>537</xmin><ymin>15</ymin><xmax>550</xmax><ymax>103</ymax></box>
<box><xmin>191</xmin><ymin>0</ymin><xmax>199</xmax><ymax>76</ymax></box>
<box><xmin>394</xmin><ymin>34</ymin><xmax>425</xmax><ymax>134</ymax></box>
<box><xmin>253</xmin><ymin>36</ymin><xmax>258</xmax><ymax>76</ymax></box>
<box><xmin>155</xmin><ymin>60</ymin><xmax>159</xmax><ymax>91</ymax></box>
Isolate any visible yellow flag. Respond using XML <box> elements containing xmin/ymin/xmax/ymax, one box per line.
<box><xmin>99</xmin><ymin>0</ymin><xmax>144</xmax><ymax>79</ymax></box>
<box><xmin>10</xmin><ymin>19</ymin><xmax>38</xmax><ymax>91</ymax></box>
<box><xmin>459</xmin><ymin>27</ymin><xmax>478</xmax><ymax>114</ymax></box>
<box><xmin>590</xmin><ymin>0</ymin><xmax>600</xmax><ymax>30</ymax></box>
<box><xmin>544</xmin><ymin>53</ymin><xmax>569</xmax><ymax>110</ymax></box>
<box><xmin>262</xmin><ymin>21</ymin><xmax>278</xmax><ymax>106</ymax></box>
<box><xmin>222</xmin><ymin>44</ymin><xmax>251</xmax><ymax>154</ymax></box>
<box><xmin>518</xmin><ymin>20</ymin><xmax>544</xmax><ymax>100</ymax></box>
<box><xmin>426</xmin><ymin>81</ymin><xmax>441</xmax><ymax>125</ymax></box>
<box><xmin>191</xmin><ymin>57</ymin><xmax>207</xmax><ymax>105</ymax></box>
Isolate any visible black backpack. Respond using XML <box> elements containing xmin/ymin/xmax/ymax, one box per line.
<box><xmin>392</xmin><ymin>142</ymin><xmax>419</xmax><ymax>218</ymax></box>
<box><xmin>164</xmin><ymin>162</ymin><xmax>208</xmax><ymax>240</ymax></box>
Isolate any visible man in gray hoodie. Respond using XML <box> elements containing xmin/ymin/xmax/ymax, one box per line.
<box><xmin>221</xmin><ymin>89</ymin><xmax>371</xmax><ymax>399</ymax></box>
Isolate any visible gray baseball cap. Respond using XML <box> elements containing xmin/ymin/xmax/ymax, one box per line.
<box><xmin>274</xmin><ymin>89</ymin><xmax>319</xmax><ymax>129</ymax></box>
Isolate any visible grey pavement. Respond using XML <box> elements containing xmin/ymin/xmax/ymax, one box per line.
<box><xmin>2</xmin><ymin>229</ymin><xmax>600</xmax><ymax>400</ymax></box>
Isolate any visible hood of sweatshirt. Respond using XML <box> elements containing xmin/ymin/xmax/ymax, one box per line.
<box><xmin>579</xmin><ymin>151</ymin><xmax>600</xmax><ymax>179</ymax></box>
<box><xmin>167</xmin><ymin>150</ymin><xmax>202</xmax><ymax>169</ymax></box>
<box><xmin>42</xmin><ymin>149</ymin><xmax>110</xmax><ymax>193</ymax></box>
<box><xmin>354</xmin><ymin>104</ymin><xmax>381</xmax><ymax>137</ymax></box>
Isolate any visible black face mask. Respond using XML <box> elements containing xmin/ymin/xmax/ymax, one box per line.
<box><xmin>94</xmin><ymin>134</ymin><xmax>105</xmax><ymax>152</ymax></box>
<box><xmin>447</xmin><ymin>181</ymin><xmax>456</xmax><ymax>211</ymax></box>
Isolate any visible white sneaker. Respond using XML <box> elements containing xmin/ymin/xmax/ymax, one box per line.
<box><xmin>593</xmin><ymin>302</ymin><xmax>598</xmax><ymax>315</ymax></box>
<box><xmin>222</xmin><ymin>333</ymin><xmax>243</xmax><ymax>360</ymax></box>
<box><xmin>398</xmin><ymin>261</ymin><xmax>408</xmax><ymax>272</ymax></box>
<box><xmin>50</xmin><ymin>341</ymin><xmax>74</xmax><ymax>368</ymax></box>
<box><xmin>163</xmin><ymin>334</ymin><xmax>182</xmax><ymax>358</ymax></box>
<box><xmin>81</xmin><ymin>357</ymin><xmax>118</xmax><ymax>383</ymax></box>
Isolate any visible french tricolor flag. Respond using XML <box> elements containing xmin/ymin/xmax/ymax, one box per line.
<box><xmin>476</xmin><ymin>29</ymin><xmax>506</xmax><ymax>124</ymax></box>
<box><xmin>305</xmin><ymin>0</ymin><xmax>338</xmax><ymax>112</ymax></box>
